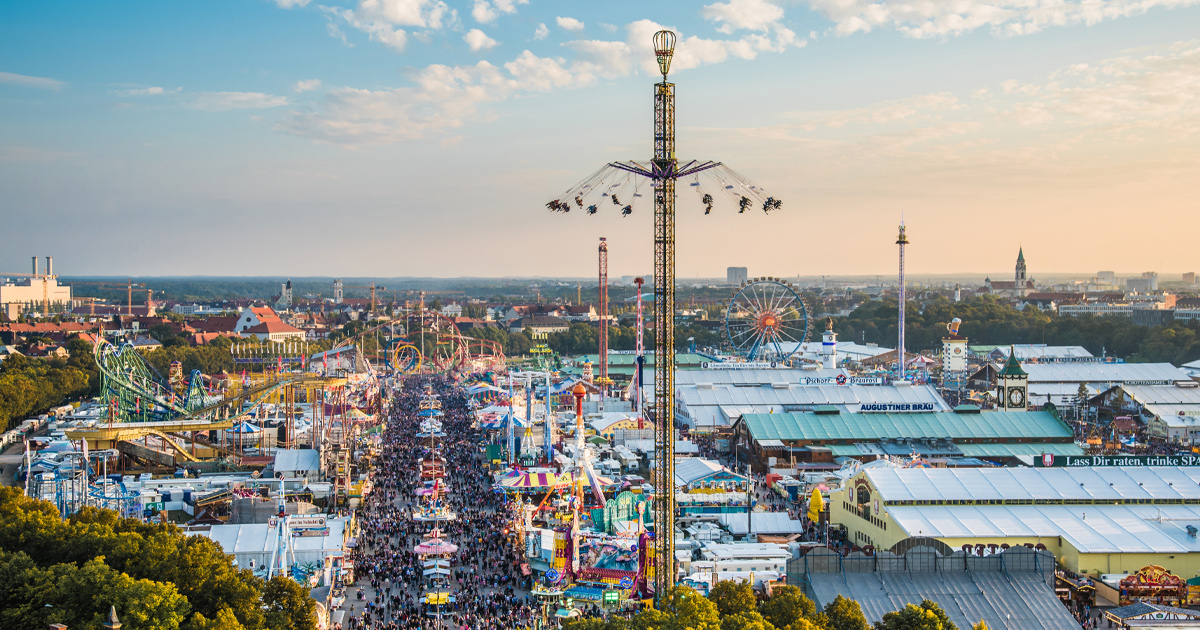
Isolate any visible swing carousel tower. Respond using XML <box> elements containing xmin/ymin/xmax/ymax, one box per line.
<box><xmin>548</xmin><ymin>30</ymin><xmax>780</xmax><ymax>602</ymax></box>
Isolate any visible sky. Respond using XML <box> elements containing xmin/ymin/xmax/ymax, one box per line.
<box><xmin>1</xmin><ymin>0</ymin><xmax>1198</xmax><ymax>280</ymax></box>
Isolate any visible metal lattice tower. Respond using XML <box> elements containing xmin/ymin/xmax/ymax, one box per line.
<box><xmin>896</xmin><ymin>220</ymin><xmax>909</xmax><ymax>381</ymax></box>
<box><xmin>548</xmin><ymin>29</ymin><xmax>780</xmax><ymax>602</ymax></box>
<box><xmin>651</xmin><ymin>30</ymin><xmax>678</xmax><ymax>601</ymax></box>
<box><xmin>598</xmin><ymin>237</ymin><xmax>609</xmax><ymax>404</ymax></box>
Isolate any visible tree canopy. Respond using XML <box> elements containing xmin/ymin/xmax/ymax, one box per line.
<box><xmin>0</xmin><ymin>488</ymin><xmax>316</xmax><ymax>630</ymax></box>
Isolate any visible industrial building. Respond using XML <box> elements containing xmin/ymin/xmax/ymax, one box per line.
<box><xmin>0</xmin><ymin>256</ymin><xmax>72</xmax><ymax>318</ymax></box>
<box><xmin>830</xmin><ymin>466</ymin><xmax>1200</xmax><ymax>579</ymax></box>
<box><xmin>731</xmin><ymin>408</ymin><xmax>1080</xmax><ymax>467</ymax></box>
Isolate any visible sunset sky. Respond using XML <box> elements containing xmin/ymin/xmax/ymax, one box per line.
<box><xmin>1</xmin><ymin>0</ymin><xmax>1197</xmax><ymax>279</ymax></box>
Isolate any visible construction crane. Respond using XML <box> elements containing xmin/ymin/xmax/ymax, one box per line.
<box><xmin>69</xmin><ymin>279</ymin><xmax>148</xmax><ymax>316</ymax></box>
<box><xmin>343</xmin><ymin>283</ymin><xmax>386</xmax><ymax>313</ymax></box>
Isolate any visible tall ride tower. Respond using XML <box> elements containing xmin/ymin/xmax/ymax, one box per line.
<box><xmin>598</xmin><ymin>237</ymin><xmax>609</xmax><ymax>409</ymax></box>
<box><xmin>896</xmin><ymin>221</ymin><xmax>909</xmax><ymax>381</ymax></box>
<box><xmin>650</xmin><ymin>31</ymin><xmax>679</xmax><ymax>600</ymax></box>
<box><xmin>548</xmin><ymin>29</ymin><xmax>779</xmax><ymax>602</ymax></box>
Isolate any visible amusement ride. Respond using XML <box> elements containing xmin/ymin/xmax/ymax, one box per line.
<box><xmin>548</xmin><ymin>29</ymin><xmax>780</xmax><ymax>601</ymax></box>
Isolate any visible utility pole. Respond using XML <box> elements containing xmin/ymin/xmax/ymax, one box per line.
<box><xmin>598</xmin><ymin>237</ymin><xmax>609</xmax><ymax>412</ymax></box>
<box><xmin>896</xmin><ymin>221</ymin><xmax>909</xmax><ymax>381</ymax></box>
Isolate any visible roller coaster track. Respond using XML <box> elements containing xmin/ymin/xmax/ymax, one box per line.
<box><xmin>95</xmin><ymin>338</ymin><xmax>332</xmax><ymax>425</ymax></box>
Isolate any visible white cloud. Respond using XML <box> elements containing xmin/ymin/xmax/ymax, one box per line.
<box><xmin>701</xmin><ymin>0</ymin><xmax>785</xmax><ymax>33</ymax></box>
<box><xmin>190</xmin><ymin>92</ymin><xmax>291</xmax><ymax>111</ymax></box>
<box><xmin>726</xmin><ymin>40</ymin><xmax>1200</xmax><ymax>184</ymax></box>
<box><xmin>274</xmin><ymin>0</ymin><xmax>311</xmax><ymax>7</ymax></box>
<box><xmin>804</xmin><ymin>0</ymin><xmax>1200</xmax><ymax>38</ymax></box>
<box><xmin>472</xmin><ymin>0</ymin><xmax>525</xmax><ymax>23</ymax></box>
<box><xmin>280</xmin><ymin>19</ymin><xmax>806</xmax><ymax>146</ymax></box>
<box><xmin>556</xmin><ymin>16</ymin><xmax>585</xmax><ymax>31</ymax></box>
<box><xmin>464</xmin><ymin>29</ymin><xmax>498</xmax><ymax>51</ymax></box>
<box><xmin>599</xmin><ymin>22</ymin><xmax>618</xmax><ymax>33</ymax></box>
<box><xmin>295</xmin><ymin>79</ymin><xmax>323</xmax><ymax>92</ymax></box>
<box><xmin>491</xmin><ymin>0</ymin><xmax>526</xmax><ymax>13</ymax></box>
<box><xmin>113</xmin><ymin>86</ymin><xmax>168</xmax><ymax>96</ymax></box>
<box><xmin>325</xmin><ymin>0</ymin><xmax>453</xmax><ymax>52</ymax></box>
<box><xmin>0</xmin><ymin>71</ymin><xmax>64</xmax><ymax>90</ymax></box>
<box><xmin>471</xmin><ymin>0</ymin><xmax>497</xmax><ymax>23</ymax></box>
<box><xmin>326</xmin><ymin>22</ymin><xmax>351</xmax><ymax>46</ymax></box>
<box><xmin>533</xmin><ymin>23</ymin><xmax>549</xmax><ymax>40</ymax></box>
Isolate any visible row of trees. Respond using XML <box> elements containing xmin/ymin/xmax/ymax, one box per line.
<box><xmin>0</xmin><ymin>488</ymin><xmax>316</xmax><ymax>630</ymax></box>
<box><xmin>461</xmin><ymin>321</ymin><xmax>723</xmax><ymax>358</ymax></box>
<box><xmin>838</xmin><ymin>296</ymin><xmax>1200</xmax><ymax>364</ymax></box>
<box><xmin>0</xmin><ymin>338</ymin><xmax>97</xmax><ymax>431</ymax></box>
<box><xmin>564</xmin><ymin>581</ymin><xmax>985</xmax><ymax>630</ymax></box>
<box><xmin>460</xmin><ymin>300</ymin><xmax>1200</xmax><ymax>366</ymax></box>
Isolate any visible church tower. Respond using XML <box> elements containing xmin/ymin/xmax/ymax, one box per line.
<box><xmin>1015</xmin><ymin>247</ymin><xmax>1028</xmax><ymax>298</ymax></box>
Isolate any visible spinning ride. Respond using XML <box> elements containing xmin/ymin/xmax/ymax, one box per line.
<box><xmin>724</xmin><ymin>277</ymin><xmax>809</xmax><ymax>361</ymax></box>
<box><xmin>385</xmin><ymin>338</ymin><xmax>423</xmax><ymax>374</ymax></box>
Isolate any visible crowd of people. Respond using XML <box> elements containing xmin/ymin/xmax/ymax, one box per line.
<box><xmin>342</xmin><ymin>377</ymin><xmax>543</xmax><ymax>630</ymax></box>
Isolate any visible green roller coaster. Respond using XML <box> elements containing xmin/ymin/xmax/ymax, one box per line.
<box><xmin>94</xmin><ymin>339</ymin><xmax>297</xmax><ymax>424</ymax></box>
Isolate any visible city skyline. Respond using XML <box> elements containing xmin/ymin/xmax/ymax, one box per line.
<box><xmin>2</xmin><ymin>0</ymin><xmax>1198</xmax><ymax>277</ymax></box>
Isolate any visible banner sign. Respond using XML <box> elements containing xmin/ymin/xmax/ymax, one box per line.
<box><xmin>1035</xmin><ymin>454</ymin><xmax>1200</xmax><ymax>467</ymax></box>
<box><xmin>702</xmin><ymin>362</ymin><xmax>780</xmax><ymax>369</ymax></box>
<box><xmin>857</xmin><ymin>403</ymin><xmax>937</xmax><ymax>412</ymax></box>
<box><xmin>803</xmin><ymin>376</ymin><xmax>885</xmax><ymax>385</ymax></box>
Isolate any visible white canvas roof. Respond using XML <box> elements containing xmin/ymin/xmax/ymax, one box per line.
<box><xmin>1118</xmin><ymin>384</ymin><xmax>1200</xmax><ymax>405</ymax></box>
<box><xmin>274</xmin><ymin>448</ymin><xmax>320</xmax><ymax>473</ymax></box>
<box><xmin>888</xmin><ymin>504</ymin><xmax>1200</xmax><ymax>554</ymax></box>
<box><xmin>865</xmin><ymin>466</ymin><xmax>1200</xmax><ymax>503</ymax></box>
<box><xmin>717</xmin><ymin>512</ymin><xmax>807</xmax><ymax>536</ymax></box>
<box><xmin>1023</xmin><ymin>363</ymin><xmax>1190</xmax><ymax>385</ymax></box>
<box><xmin>994</xmin><ymin>345</ymin><xmax>1094</xmax><ymax>360</ymax></box>
<box><xmin>674</xmin><ymin>457</ymin><xmax>743</xmax><ymax>486</ymax></box>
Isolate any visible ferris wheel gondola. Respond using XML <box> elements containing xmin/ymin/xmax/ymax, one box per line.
<box><xmin>724</xmin><ymin>278</ymin><xmax>809</xmax><ymax>361</ymax></box>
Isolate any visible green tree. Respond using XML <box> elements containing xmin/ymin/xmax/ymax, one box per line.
<box><xmin>875</xmin><ymin>600</ymin><xmax>958</xmax><ymax>630</ymax></box>
<box><xmin>708</xmin><ymin>580</ymin><xmax>759</xmax><ymax>617</ymax></box>
<box><xmin>262</xmin><ymin>575</ymin><xmax>316</xmax><ymax>630</ymax></box>
<box><xmin>631</xmin><ymin>586</ymin><xmax>721</xmax><ymax>630</ymax></box>
<box><xmin>759</xmin><ymin>585</ymin><xmax>817</xmax><ymax>629</ymax></box>
<box><xmin>971</xmin><ymin>622</ymin><xmax>989</xmax><ymax>630</ymax></box>
<box><xmin>823</xmin><ymin>594</ymin><xmax>870</xmax><ymax>630</ymax></box>
<box><xmin>721</xmin><ymin>610</ymin><xmax>776</xmax><ymax>630</ymax></box>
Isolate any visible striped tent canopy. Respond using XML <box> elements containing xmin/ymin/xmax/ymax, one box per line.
<box><xmin>496</xmin><ymin>471</ymin><xmax>561</xmax><ymax>492</ymax></box>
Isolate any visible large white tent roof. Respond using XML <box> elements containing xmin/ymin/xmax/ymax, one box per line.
<box><xmin>1023</xmin><ymin>362</ymin><xmax>1190</xmax><ymax>384</ymax></box>
<box><xmin>865</xmin><ymin>466</ymin><xmax>1200</xmax><ymax>503</ymax></box>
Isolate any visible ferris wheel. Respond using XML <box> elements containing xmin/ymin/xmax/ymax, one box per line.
<box><xmin>724</xmin><ymin>277</ymin><xmax>809</xmax><ymax>361</ymax></box>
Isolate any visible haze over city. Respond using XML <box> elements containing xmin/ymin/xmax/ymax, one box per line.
<box><xmin>3</xmin><ymin>0</ymin><xmax>1198</xmax><ymax>277</ymax></box>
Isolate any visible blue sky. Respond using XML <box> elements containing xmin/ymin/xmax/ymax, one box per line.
<box><xmin>1</xmin><ymin>0</ymin><xmax>1197</xmax><ymax>280</ymax></box>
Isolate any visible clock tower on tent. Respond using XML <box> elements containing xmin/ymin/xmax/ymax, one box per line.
<box><xmin>997</xmin><ymin>347</ymin><xmax>1029</xmax><ymax>410</ymax></box>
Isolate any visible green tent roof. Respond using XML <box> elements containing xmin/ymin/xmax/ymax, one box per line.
<box><xmin>738</xmin><ymin>410</ymin><xmax>1072</xmax><ymax>442</ymax></box>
